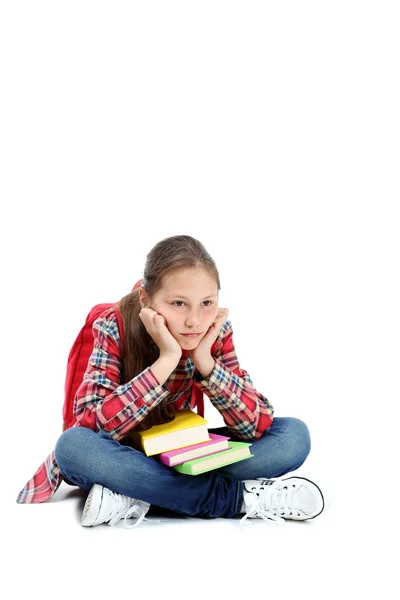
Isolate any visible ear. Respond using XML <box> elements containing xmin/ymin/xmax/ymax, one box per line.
<box><xmin>139</xmin><ymin>287</ymin><xmax>147</xmax><ymax>308</ymax></box>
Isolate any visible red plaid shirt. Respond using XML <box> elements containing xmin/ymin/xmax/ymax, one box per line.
<box><xmin>16</xmin><ymin>308</ymin><xmax>274</xmax><ymax>503</ymax></box>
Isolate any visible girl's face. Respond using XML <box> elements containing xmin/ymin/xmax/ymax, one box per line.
<box><xmin>140</xmin><ymin>267</ymin><xmax>219</xmax><ymax>349</ymax></box>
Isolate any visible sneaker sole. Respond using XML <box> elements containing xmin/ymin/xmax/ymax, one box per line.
<box><xmin>81</xmin><ymin>484</ymin><xmax>104</xmax><ymax>527</ymax></box>
<box><xmin>281</xmin><ymin>476</ymin><xmax>325</xmax><ymax>520</ymax></box>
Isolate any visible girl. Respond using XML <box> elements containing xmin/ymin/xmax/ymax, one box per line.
<box><xmin>17</xmin><ymin>234</ymin><xmax>324</xmax><ymax>528</ymax></box>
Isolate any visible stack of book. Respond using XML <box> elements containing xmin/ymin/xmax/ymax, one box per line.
<box><xmin>129</xmin><ymin>408</ymin><xmax>254</xmax><ymax>475</ymax></box>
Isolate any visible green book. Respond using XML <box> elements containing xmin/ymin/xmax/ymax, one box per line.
<box><xmin>172</xmin><ymin>441</ymin><xmax>254</xmax><ymax>475</ymax></box>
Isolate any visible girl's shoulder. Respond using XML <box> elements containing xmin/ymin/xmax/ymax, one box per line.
<box><xmin>92</xmin><ymin>306</ymin><xmax>123</xmax><ymax>344</ymax></box>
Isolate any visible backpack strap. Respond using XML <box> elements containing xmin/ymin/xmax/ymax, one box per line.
<box><xmin>191</xmin><ymin>385</ymin><xmax>205</xmax><ymax>418</ymax></box>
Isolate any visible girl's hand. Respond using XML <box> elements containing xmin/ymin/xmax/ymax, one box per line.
<box><xmin>190</xmin><ymin>308</ymin><xmax>229</xmax><ymax>361</ymax></box>
<box><xmin>139</xmin><ymin>307</ymin><xmax>182</xmax><ymax>360</ymax></box>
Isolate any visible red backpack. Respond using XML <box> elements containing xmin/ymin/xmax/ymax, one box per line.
<box><xmin>62</xmin><ymin>278</ymin><xmax>204</xmax><ymax>431</ymax></box>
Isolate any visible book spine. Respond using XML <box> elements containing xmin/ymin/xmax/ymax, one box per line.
<box><xmin>159</xmin><ymin>443</ymin><xmax>228</xmax><ymax>466</ymax></box>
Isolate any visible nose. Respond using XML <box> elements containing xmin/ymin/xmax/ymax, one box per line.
<box><xmin>185</xmin><ymin>308</ymin><xmax>201</xmax><ymax>328</ymax></box>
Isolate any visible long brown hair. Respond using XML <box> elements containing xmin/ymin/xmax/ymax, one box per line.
<box><xmin>116</xmin><ymin>235</ymin><xmax>221</xmax><ymax>430</ymax></box>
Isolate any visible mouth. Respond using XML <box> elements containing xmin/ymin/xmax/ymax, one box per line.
<box><xmin>181</xmin><ymin>333</ymin><xmax>202</xmax><ymax>337</ymax></box>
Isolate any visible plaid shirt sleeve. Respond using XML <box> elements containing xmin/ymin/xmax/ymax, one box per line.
<box><xmin>194</xmin><ymin>319</ymin><xmax>274</xmax><ymax>440</ymax></box>
<box><xmin>73</xmin><ymin>312</ymin><xmax>171</xmax><ymax>440</ymax></box>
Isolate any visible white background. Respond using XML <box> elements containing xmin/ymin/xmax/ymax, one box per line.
<box><xmin>1</xmin><ymin>1</ymin><xmax>399</xmax><ymax>598</ymax></box>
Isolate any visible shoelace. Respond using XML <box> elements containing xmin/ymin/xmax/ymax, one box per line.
<box><xmin>106</xmin><ymin>490</ymin><xmax>168</xmax><ymax>529</ymax></box>
<box><xmin>240</xmin><ymin>480</ymin><xmax>300</xmax><ymax>529</ymax></box>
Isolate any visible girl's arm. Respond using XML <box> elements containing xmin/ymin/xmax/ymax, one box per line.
<box><xmin>73</xmin><ymin>312</ymin><xmax>172</xmax><ymax>440</ymax></box>
<box><xmin>194</xmin><ymin>320</ymin><xmax>274</xmax><ymax>441</ymax></box>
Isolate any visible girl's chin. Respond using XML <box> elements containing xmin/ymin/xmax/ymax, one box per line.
<box><xmin>180</xmin><ymin>339</ymin><xmax>200</xmax><ymax>346</ymax></box>
<box><xmin>178</xmin><ymin>336</ymin><xmax>201</xmax><ymax>346</ymax></box>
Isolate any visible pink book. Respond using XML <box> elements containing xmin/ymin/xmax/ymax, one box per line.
<box><xmin>158</xmin><ymin>433</ymin><xmax>230</xmax><ymax>467</ymax></box>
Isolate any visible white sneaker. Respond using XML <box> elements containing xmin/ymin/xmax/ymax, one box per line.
<box><xmin>81</xmin><ymin>484</ymin><xmax>151</xmax><ymax>529</ymax></box>
<box><xmin>240</xmin><ymin>476</ymin><xmax>325</xmax><ymax>526</ymax></box>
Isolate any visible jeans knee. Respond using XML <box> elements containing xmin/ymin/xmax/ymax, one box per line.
<box><xmin>289</xmin><ymin>417</ymin><xmax>311</xmax><ymax>462</ymax></box>
<box><xmin>54</xmin><ymin>427</ymin><xmax>85</xmax><ymax>469</ymax></box>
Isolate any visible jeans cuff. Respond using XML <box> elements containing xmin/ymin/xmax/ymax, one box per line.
<box><xmin>234</xmin><ymin>480</ymin><xmax>245</xmax><ymax>515</ymax></box>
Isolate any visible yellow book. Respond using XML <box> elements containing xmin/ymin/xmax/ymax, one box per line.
<box><xmin>129</xmin><ymin>409</ymin><xmax>210</xmax><ymax>456</ymax></box>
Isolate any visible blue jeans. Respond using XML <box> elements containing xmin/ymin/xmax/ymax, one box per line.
<box><xmin>54</xmin><ymin>417</ymin><xmax>311</xmax><ymax>519</ymax></box>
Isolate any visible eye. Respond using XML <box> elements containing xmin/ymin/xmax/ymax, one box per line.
<box><xmin>172</xmin><ymin>301</ymin><xmax>214</xmax><ymax>307</ymax></box>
